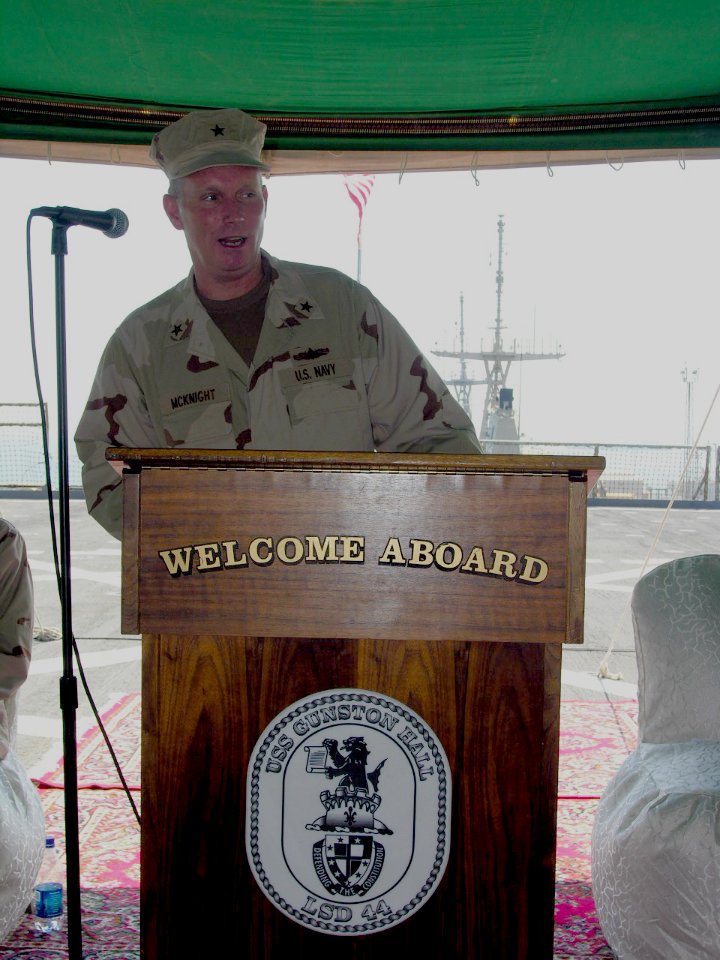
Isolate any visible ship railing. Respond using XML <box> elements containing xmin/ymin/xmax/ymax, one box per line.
<box><xmin>486</xmin><ymin>439</ymin><xmax>718</xmax><ymax>505</ymax></box>
<box><xmin>1</xmin><ymin>402</ymin><xmax>718</xmax><ymax>504</ymax></box>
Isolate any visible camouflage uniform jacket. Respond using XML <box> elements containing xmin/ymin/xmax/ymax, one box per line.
<box><xmin>75</xmin><ymin>251</ymin><xmax>481</xmax><ymax>539</ymax></box>
<box><xmin>0</xmin><ymin>520</ymin><xmax>33</xmax><ymax>760</ymax></box>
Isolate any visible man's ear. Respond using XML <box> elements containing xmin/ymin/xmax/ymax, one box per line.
<box><xmin>163</xmin><ymin>193</ymin><xmax>184</xmax><ymax>231</ymax></box>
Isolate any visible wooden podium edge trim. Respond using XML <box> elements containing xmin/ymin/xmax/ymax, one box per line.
<box><xmin>565</xmin><ymin>477</ymin><xmax>588</xmax><ymax>644</ymax></box>
<box><xmin>121</xmin><ymin>471</ymin><xmax>140</xmax><ymax>634</ymax></box>
<box><xmin>108</xmin><ymin>447</ymin><xmax>604</xmax><ymax>486</ymax></box>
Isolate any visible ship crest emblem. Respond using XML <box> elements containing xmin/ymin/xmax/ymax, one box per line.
<box><xmin>246</xmin><ymin>689</ymin><xmax>451</xmax><ymax>936</ymax></box>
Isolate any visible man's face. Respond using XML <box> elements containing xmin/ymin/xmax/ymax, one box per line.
<box><xmin>163</xmin><ymin>165</ymin><xmax>268</xmax><ymax>299</ymax></box>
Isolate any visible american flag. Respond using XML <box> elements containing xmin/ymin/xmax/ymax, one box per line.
<box><xmin>343</xmin><ymin>174</ymin><xmax>375</xmax><ymax>238</ymax></box>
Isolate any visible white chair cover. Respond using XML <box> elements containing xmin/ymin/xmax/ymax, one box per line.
<box><xmin>591</xmin><ymin>554</ymin><xmax>720</xmax><ymax>960</ymax></box>
<box><xmin>0</xmin><ymin>747</ymin><xmax>45</xmax><ymax>941</ymax></box>
<box><xmin>0</xmin><ymin>520</ymin><xmax>45</xmax><ymax>942</ymax></box>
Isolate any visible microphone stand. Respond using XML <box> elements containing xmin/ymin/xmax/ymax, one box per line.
<box><xmin>49</xmin><ymin>221</ymin><xmax>83</xmax><ymax>960</ymax></box>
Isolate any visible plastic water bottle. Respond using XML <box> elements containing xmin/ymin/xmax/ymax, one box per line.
<box><xmin>32</xmin><ymin>836</ymin><xmax>64</xmax><ymax>933</ymax></box>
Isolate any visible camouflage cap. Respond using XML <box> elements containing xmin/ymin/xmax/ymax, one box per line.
<box><xmin>150</xmin><ymin>108</ymin><xmax>271</xmax><ymax>179</ymax></box>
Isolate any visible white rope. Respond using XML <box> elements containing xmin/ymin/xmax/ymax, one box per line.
<box><xmin>398</xmin><ymin>153</ymin><xmax>408</xmax><ymax>184</ymax></box>
<box><xmin>597</xmin><ymin>378</ymin><xmax>720</xmax><ymax>680</ymax></box>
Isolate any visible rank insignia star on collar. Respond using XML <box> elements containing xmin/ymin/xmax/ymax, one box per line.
<box><xmin>281</xmin><ymin>301</ymin><xmax>313</xmax><ymax>325</ymax></box>
<box><xmin>211</xmin><ymin>124</ymin><xmax>225</xmax><ymax>137</ymax></box>
<box><xmin>170</xmin><ymin>318</ymin><xmax>193</xmax><ymax>341</ymax></box>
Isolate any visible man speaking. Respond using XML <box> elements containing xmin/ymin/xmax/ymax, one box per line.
<box><xmin>75</xmin><ymin>109</ymin><xmax>481</xmax><ymax>538</ymax></box>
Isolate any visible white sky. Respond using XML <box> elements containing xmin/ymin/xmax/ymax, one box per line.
<box><xmin>2</xmin><ymin>153</ymin><xmax>719</xmax><ymax>449</ymax></box>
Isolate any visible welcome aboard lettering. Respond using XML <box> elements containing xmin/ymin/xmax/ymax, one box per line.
<box><xmin>157</xmin><ymin>535</ymin><xmax>549</xmax><ymax>583</ymax></box>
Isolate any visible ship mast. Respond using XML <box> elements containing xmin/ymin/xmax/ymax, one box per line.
<box><xmin>433</xmin><ymin>214</ymin><xmax>564</xmax><ymax>443</ymax></box>
<box><xmin>485</xmin><ymin>212</ymin><xmax>509</xmax><ymax>438</ymax></box>
<box><xmin>441</xmin><ymin>292</ymin><xmax>485</xmax><ymax>418</ymax></box>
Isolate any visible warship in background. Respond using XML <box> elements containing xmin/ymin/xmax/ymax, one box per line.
<box><xmin>433</xmin><ymin>215</ymin><xmax>564</xmax><ymax>452</ymax></box>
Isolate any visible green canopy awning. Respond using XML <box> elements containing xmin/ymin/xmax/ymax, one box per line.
<box><xmin>2</xmin><ymin>0</ymin><xmax>720</xmax><ymax>165</ymax></box>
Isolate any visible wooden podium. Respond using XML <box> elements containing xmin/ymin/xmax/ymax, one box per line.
<box><xmin>113</xmin><ymin>448</ymin><xmax>603</xmax><ymax>959</ymax></box>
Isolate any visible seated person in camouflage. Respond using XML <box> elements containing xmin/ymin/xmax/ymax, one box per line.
<box><xmin>0</xmin><ymin>518</ymin><xmax>45</xmax><ymax>942</ymax></box>
<box><xmin>75</xmin><ymin>108</ymin><xmax>482</xmax><ymax>540</ymax></box>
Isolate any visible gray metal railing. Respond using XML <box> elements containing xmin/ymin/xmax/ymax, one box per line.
<box><xmin>2</xmin><ymin>402</ymin><xmax>718</xmax><ymax>502</ymax></box>
<box><xmin>485</xmin><ymin>440</ymin><xmax>718</xmax><ymax>502</ymax></box>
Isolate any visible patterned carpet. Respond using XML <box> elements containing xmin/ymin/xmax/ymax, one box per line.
<box><xmin>0</xmin><ymin>695</ymin><xmax>637</xmax><ymax>959</ymax></box>
<box><xmin>555</xmin><ymin>699</ymin><xmax>637</xmax><ymax>959</ymax></box>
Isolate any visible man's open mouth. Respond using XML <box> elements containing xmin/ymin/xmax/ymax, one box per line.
<box><xmin>219</xmin><ymin>236</ymin><xmax>246</xmax><ymax>247</ymax></box>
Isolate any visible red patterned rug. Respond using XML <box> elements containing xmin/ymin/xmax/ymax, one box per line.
<box><xmin>0</xmin><ymin>695</ymin><xmax>637</xmax><ymax>958</ymax></box>
<box><xmin>555</xmin><ymin>699</ymin><xmax>637</xmax><ymax>959</ymax></box>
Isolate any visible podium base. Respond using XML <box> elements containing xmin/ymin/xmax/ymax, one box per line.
<box><xmin>141</xmin><ymin>635</ymin><xmax>561</xmax><ymax>959</ymax></box>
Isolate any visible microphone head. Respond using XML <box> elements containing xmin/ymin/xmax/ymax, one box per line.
<box><xmin>105</xmin><ymin>208</ymin><xmax>129</xmax><ymax>239</ymax></box>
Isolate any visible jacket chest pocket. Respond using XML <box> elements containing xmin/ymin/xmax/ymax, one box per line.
<box><xmin>160</xmin><ymin>382</ymin><xmax>232</xmax><ymax>446</ymax></box>
<box><xmin>280</xmin><ymin>358</ymin><xmax>360</xmax><ymax>426</ymax></box>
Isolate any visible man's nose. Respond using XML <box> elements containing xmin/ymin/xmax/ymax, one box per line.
<box><xmin>222</xmin><ymin>198</ymin><xmax>245</xmax><ymax>222</ymax></box>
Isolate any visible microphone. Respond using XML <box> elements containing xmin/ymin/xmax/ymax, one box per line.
<box><xmin>32</xmin><ymin>205</ymin><xmax>129</xmax><ymax>239</ymax></box>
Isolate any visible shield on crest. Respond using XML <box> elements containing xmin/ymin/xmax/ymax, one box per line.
<box><xmin>314</xmin><ymin>835</ymin><xmax>384</xmax><ymax>896</ymax></box>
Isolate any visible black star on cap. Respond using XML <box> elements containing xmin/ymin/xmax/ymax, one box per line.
<box><xmin>172</xmin><ymin>324</ymin><xmax>183</xmax><ymax>337</ymax></box>
<box><xmin>211</xmin><ymin>125</ymin><xmax>225</xmax><ymax>137</ymax></box>
<box><xmin>300</xmin><ymin>301</ymin><xmax>313</xmax><ymax>312</ymax></box>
